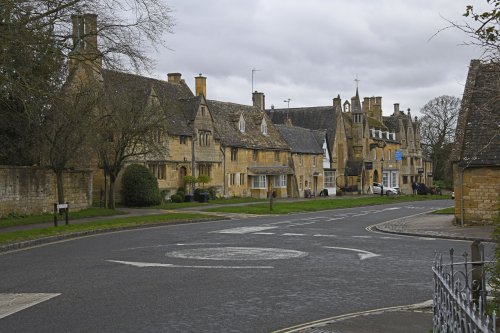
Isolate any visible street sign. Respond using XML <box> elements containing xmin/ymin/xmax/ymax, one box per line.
<box><xmin>395</xmin><ymin>150</ymin><xmax>402</xmax><ymax>161</ymax></box>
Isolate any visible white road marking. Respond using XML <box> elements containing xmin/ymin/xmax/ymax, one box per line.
<box><xmin>252</xmin><ymin>232</ymin><xmax>275</xmax><ymax>235</ymax></box>
<box><xmin>176</xmin><ymin>243</ymin><xmax>224</xmax><ymax>246</ymax></box>
<box><xmin>107</xmin><ymin>260</ymin><xmax>273</xmax><ymax>269</ymax></box>
<box><xmin>380</xmin><ymin>236</ymin><xmax>402</xmax><ymax>240</ymax></box>
<box><xmin>313</xmin><ymin>234</ymin><xmax>338</xmax><ymax>238</ymax></box>
<box><xmin>282</xmin><ymin>233</ymin><xmax>307</xmax><ymax>236</ymax></box>
<box><xmin>325</xmin><ymin>217</ymin><xmax>344</xmax><ymax>221</ymax></box>
<box><xmin>211</xmin><ymin>226</ymin><xmax>277</xmax><ymax>234</ymax></box>
<box><xmin>165</xmin><ymin>247</ymin><xmax>308</xmax><ymax>260</ymax></box>
<box><xmin>418</xmin><ymin>237</ymin><xmax>436</xmax><ymax>241</ymax></box>
<box><xmin>352</xmin><ymin>236</ymin><xmax>372</xmax><ymax>239</ymax></box>
<box><xmin>0</xmin><ymin>293</ymin><xmax>60</xmax><ymax>319</ymax></box>
<box><xmin>323</xmin><ymin>246</ymin><xmax>381</xmax><ymax>260</ymax></box>
<box><xmin>384</xmin><ymin>207</ymin><xmax>401</xmax><ymax>211</ymax></box>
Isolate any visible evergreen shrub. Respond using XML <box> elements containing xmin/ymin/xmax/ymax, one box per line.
<box><xmin>121</xmin><ymin>164</ymin><xmax>161</xmax><ymax>207</ymax></box>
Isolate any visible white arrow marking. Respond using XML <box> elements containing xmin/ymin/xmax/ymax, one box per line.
<box><xmin>107</xmin><ymin>260</ymin><xmax>273</xmax><ymax>269</ymax></box>
<box><xmin>0</xmin><ymin>293</ymin><xmax>60</xmax><ymax>319</ymax></box>
<box><xmin>323</xmin><ymin>246</ymin><xmax>381</xmax><ymax>260</ymax></box>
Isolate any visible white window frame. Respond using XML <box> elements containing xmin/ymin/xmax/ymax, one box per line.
<box><xmin>274</xmin><ymin>174</ymin><xmax>287</xmax><ymax>188</ymax></box>
<box><xmin>324</xmin><ymin>170</ymin><xmax>335</xmax><ymax>188</ymax></box>
<box><xmin>252</xmin><ymin>175</ymin><xmax>267</xmax><ymax>189</ymax></box>
<box><xmin>261</xmin><ymin>119</ymin><xmax>268</xmax><ymax>135</ymax></box>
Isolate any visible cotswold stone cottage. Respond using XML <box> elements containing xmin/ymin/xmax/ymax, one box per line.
<box><xmin>452</xmin><ymin>60</ymin><xmax>500</xmax><ymax>225</ymax></box>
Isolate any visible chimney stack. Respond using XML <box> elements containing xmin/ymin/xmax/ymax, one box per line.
<box><xmin>393</xmin><ymin>103</ymin><xmax>400</xmax><ymax>116</ymax></box>
<box><xmin>252</xmin><ymin>91</ymin><xmax>265</xmax><ymax>111</ymax></box>
<box><xmin>168</xmin><ymin>73</ymin><xmax>182</xmax><ymax>84</ymax></box>
<box><xmin>71</xmin><ymin>14</ymin><xmax>85</xmax><ymax>50</ymax></box>
<box><xmin>333</xmin><ymin>95</ymin><xmax>341</xmax><ymax>110</ymax></box>
<box><xmin>195</xmin><ymin>74</ymin><xmax>206</xmax><ymax>97</ymax></box>
<box><xmin>83</xmin><ymin>13</ymin><xmax>98</xmax><ymax>52</ymax></box>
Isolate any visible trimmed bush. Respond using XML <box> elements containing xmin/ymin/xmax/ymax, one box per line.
<box><xmin>121</xmin><ymin>164</ymin><xmax>161</xmax><ymax>207</ymax></box>
<box><xmin>170</xmin><ymin>194</ymin><xmax>183</xmax><ymax>203</ymax></box>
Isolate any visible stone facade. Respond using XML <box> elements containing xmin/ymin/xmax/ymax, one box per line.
<box><xmin>452</xmin><ymin>60</ymin><xmax>500</xmax><ymax>225</ymax></box>
<box><xmin>0</xmin><ymin>166</ymin><xmax>92</xmax><ymax>217</ymax></box>
<box><xmin>453</xmin><ymin>166</ymin><xmax>500</xmax><ymax>224</ymax></box>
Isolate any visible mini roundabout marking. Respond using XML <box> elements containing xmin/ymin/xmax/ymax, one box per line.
<box><xmin>108</xmin><ymin>247</ymin><xmax>308</xmax><ymax>270</ymax></box>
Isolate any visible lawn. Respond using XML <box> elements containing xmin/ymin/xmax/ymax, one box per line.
<box><xmin>432</xmin><ymin>207</ymin><xmax>455</xmax><ymax>214</ymax></box>
<box><xmin>205</xmin><ymin>195</ymin><xmax>449</xmax><ymax>215</ymax></box>
<box><xmin>156</xmin><ymin>196</ymin><xmax>266</xmax><ymax>210</ymax></box>
<box><xmin>0</xmin><ymin>212</ymin><xmax>219</xmax><ymax>246</ymax></box>
<box><xmin>0</xmin><ymin>207</ymin><xmax>127</xmax><ymax>229</ymax></box>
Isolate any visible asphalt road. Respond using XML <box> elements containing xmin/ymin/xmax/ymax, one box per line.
<box><xmin>0</xmin><ymin>199</ymin><xmax>488</xmax><ymax>332</ymax></box>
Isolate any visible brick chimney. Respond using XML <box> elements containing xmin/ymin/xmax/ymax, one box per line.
<box><xmin>168</xmin><ymin>73</ymin><xmax>182</xmax><ymax>84</ymax></box>
<box><xmin>252</xmin><ymin>91</ymin><xmax>265</xmax><ymax>111</ymax></box>
<box><xmin>195</xmin><ymin>74</ymin><xmax>206</xmax><ymax>97</ymax></box>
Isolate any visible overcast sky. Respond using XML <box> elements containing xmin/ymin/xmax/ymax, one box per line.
<box><xmin>148</xmin><ymin>0</ymin><xmax>483</xmax><ymax>116</ymax></box>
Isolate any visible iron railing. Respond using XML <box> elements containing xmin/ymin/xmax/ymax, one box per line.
<box><xmin>433</xmin><ymin>242</ymin><xmax>497</xmax><ymax>333</ymax></box>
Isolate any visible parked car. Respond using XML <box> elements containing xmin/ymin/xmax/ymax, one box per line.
<box><xmin>372</xmin><ymin>182</ymin><xmax>399</xmax><ymax>195</ymax></box>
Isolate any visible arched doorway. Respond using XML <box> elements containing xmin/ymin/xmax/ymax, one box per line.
<box><xmin>178</xmin><ymin>167</ymin><xmax>187</xmax><ymax>188</ymax></box>
<box><xmin>373</xmin><ymin>170</ymin><xmax>379</xmax><ymax>183</ymax></box>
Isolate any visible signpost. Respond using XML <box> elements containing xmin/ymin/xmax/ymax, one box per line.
<box><xmin>53</xmin><ymin>203</ymin><xmax>69</xmax><ymax>227</ymax></box>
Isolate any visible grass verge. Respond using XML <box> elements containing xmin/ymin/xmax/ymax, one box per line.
<box><xmin>432</xmin><ymin>207</ymin><xmax>455</xmax><ymax>214</ymax></box>
<box><xmin>205</xmin><ymin>195</ymin><xmax>448</xmax><ymax>215</ymax></box>
<box><xmin>0</xmin><ymin>212</ymin><xmax>217</xmax><ymax>246</ymax></box>
<box><xmin>156</xmin><ymin>197</ymin><xmax>266</xmax><ymax>210</ymax></box>
<box><xmin>0</xmin><ymin>207</ymin><xmax>126</xmax><ymax>229</ymax></box>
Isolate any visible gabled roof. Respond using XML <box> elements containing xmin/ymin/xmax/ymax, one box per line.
<box><xmin>267</xmin><ymin>106</ymin><xmax>337</xmax><ymax>145</ymax></box>
<box><xmin>207</xmin><ymin>100</ymin><xmax>289</xmax><ymax>150</ymax></box>
<box><xmin>101</xmin><ymin>69</ymin><xmax>195</xmax><ymax>136</ymax></box>
<box><xmin>275</xmin><ymin>125</ymin><xmax>325</xmax><ymax>154</ymax></box>
<box><xmin>453</xmin><ymin>60</ymin><xmax>500</xmax><ymax>166</ymax></box>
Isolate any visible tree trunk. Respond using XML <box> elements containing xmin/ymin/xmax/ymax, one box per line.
<box><xmin>108</xmin><ymin>175</ymin><xmax>116</xmax><ymax>209</ymax></box>
<box><xmin>56</xmin><ymin>170</ymin><xmax>65</xmax><ymax>204</ymax></box>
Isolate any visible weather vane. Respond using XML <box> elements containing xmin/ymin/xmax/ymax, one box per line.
<box><xmin>354</xmin><ymin>74</ymin><xmax>361</xmax><ymax>89</ymax></box>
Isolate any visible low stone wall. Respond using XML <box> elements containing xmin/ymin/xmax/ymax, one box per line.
<box><xmin>0</xmin><ymin>166</ymin><xmax>93</xmax><ymax>217</ymax></box>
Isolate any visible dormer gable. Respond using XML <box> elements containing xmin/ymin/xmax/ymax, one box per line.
<box><xmin>238</xmin><ymin>114</ymin><xmax>246</xmax><ymax>133</ymax></box>
<box><xmin>260</xmin><ymin>117</ymin><xmax>268</xmax><ymax>135</ymax></box>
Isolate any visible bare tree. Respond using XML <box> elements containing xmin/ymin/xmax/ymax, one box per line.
<box><xmin>94</xmin><ymin>82</ymin><xmax>168</xmax><ymax>209</ymax></box>
<box><xmin>419</xmin><ymin>95</ymin><xmax>461</xmax><ymax>181</ymax></box>
<box><xmin>1</xmin><ymin>0</ymin><xmax>174</xmax><ymax>204</ymax></box>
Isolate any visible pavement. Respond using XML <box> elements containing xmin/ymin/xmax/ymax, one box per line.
<box><xmin>0</xmin><ymin>199</ymin><xmax>496</xmax><ymax>333</ymax></box>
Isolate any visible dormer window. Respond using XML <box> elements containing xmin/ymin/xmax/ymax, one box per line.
<box><xmin>239</xmin><ymin>114</ymin><xmax>246</xmax><ymax>133</ymax></box>
<box><xmin>261</xmin><ymin>118</ymin><xmax>268</xmax><ymax>135</ymax></box>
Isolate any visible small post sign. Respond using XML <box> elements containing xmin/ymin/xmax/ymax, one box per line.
<box><xmin>53</xmin><ymin>202</ymin><xmax>69</xmax><ymax>227</ymax></box>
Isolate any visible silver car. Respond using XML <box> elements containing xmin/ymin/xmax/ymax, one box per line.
<box><xmin>372</xmin><ymin>182</ymin><xmax>399</xmax><ymax>195</ymax></box>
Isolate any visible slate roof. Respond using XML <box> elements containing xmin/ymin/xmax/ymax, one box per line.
<box><xmin>101</xmin><ymin>69</ymin><xmax>195</xmax><ymax>136</ymax></box>
<box><xmin>453</xmin><ymin>60</ymin><xmax>500</xmax><ymax>166</ymax></box>
<box><xmin>207</xmin><ymin>100</ymin><xmax>289</xmax><ymax>150</ymax></box>
<box><xmin>247</xmin><ymin>166</ymin><xmax>294</xmax><ymax>175</ymax></box>
<box><xmin>275</xmin><ymin>125</ymin><xmax>324</xmax><ymax>154</ymax></box>
<box><xmin>267</xmin><ymin>106</ymin><xmax>337</xmax><ymax>146</ymax></box>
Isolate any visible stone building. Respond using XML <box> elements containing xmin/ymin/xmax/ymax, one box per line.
<box><xmin>451</xmin><ymin>60</ymin><xmax>500</xmax><ymax>225</ymax></box>
<box><xmin>268</xmin><ymin>88</ymin><xmax>429</xmax><ymax>194</ymax></box>
<box><xmin>207</xmin><ymin>93</ymin><xmax>292</xmax><ymax>199</ymax></box>
<box><xmin>275</xmin><ymin>124</ymin><xmax>327</xmax><ymax>197</ymax></box>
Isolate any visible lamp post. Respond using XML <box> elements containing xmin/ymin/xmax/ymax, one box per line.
<box><xmin>380</xmin><ymin>157</ymin><xmax>384</xmax><ymax>196</ymax></box>
<box><xmin>283</xmin><ymin>98</ymin><xmax>291</xmax><ymax>108</ymax></box>
<box><xmin>377</xmin><ymin>140</ymin><xmax>387</xmax><ymax>196</ymax></box>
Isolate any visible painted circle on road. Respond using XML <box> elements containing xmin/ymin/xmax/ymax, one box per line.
<box><xmin>165</xmin><ymin>247</ymin><xmax>307</xmax><ymax>261</ymax></box>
